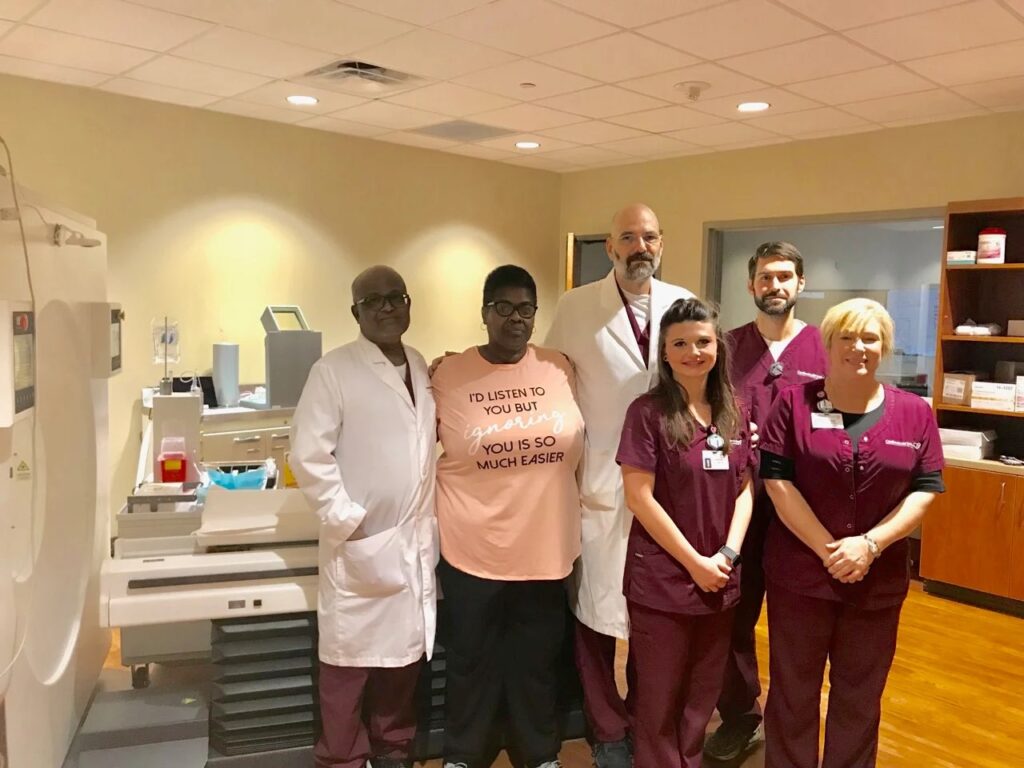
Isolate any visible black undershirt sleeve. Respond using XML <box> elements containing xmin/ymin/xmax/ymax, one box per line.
<box><xmin>759</xmin><ymin>450</ymin><xmax>794</xmax><ymax>480</ymax></box>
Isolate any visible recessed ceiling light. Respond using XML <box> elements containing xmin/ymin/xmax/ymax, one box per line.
<box><xmin>286</xmin><ymin>94</ymin><xmax>319</xmax><ymax>106</ymax></box>
<box><xmin>737</xmin><ymin>101</ymin><xmax>770</xmax><ymax>113</ymax></box>
<box><xmin>519</xmin><ymin>82</ymin><xmax>536</xmax><ymax>89</ymax></box>
<box><xmin>515</xmin><ymin>141</ymin><xmax>541</xmax><ymax>150</ymax></box>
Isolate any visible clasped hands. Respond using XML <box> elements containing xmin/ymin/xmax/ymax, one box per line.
<box><xmin>822</xmin><ymin>535</ymin><xmax>876</xmax><ymax>583</ymax></box>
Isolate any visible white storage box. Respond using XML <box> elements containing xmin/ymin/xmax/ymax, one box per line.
<box><xmin>938</xmin><ymin>428</ymin><xmax>997</xmax><ymax>449</ymax></box>
<box><xmin>970</xmin><ymin>381</ymin><xmax>1017</xmax><ymax>412</ymax></box>
<box><xmin>942</xmin><ymin>444</ymin><xmax>993</xmax><ymax>461</ymax></box>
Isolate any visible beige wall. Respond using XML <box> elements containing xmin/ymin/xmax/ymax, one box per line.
<box><xmin>560</xmin><ymin>112</ymin><xmax>1024</xmax><ymax>293</ymax></box>
<box><xmin>0</xmin><ymin>73</ymin><xmax>563</xmax><ymax>513</ymax></box>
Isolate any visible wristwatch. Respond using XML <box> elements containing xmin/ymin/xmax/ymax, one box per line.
<box><xmin>863</xmin><ymin>534</ymin><xmax>880</xmax><ymax>559</ymax></box>
<box><xmin>717</xmin><ymin>545</ymin><xmax>741</xmax><ymax>567</ymax></box>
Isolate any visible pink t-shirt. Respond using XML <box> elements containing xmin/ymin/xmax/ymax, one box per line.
<box><xmin>433</xmin><ymin>345</ymin><xmax>584</xmax><ymax>581</ymax></box>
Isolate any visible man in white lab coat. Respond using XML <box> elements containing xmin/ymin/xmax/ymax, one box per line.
<box><xmin>545</xmin><ymin>204</ymin><xmax>693</xmax><ymax>768</ymax></box>
<box><xmin>291</xmin><ymin>266</ymin><xmax>437</xmax><ymax>768</ymax></box>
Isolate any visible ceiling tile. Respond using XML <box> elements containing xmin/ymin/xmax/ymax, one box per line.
<box><xmin>0</xmin><ymin>18</ymin><xmax>10</xmax><ymax>34</ymax></box>
<box><xmin>0</xmin><ymin>52</ymin><xmax>108</xmax><ymax>86</ymax></box>
<box><xmin>27</xmin><ymin>0</ymin><xmax>211</xmax><ymax>51</ymax></box>
<box><xmin>173</xmin><ymin>27</ymin><xmax>336</xmax><ymax>79</ymax></box>
<box><xmin>788</xmin><ymin>65</ymin><xmax>935</xmax><ymax>105</ymax></box>
<box><xmin>338</xmin><ymin>0</ymin><xmax>493</xmax><ymax>25</ymax></box>
<box><xmin>352</xmin><ymin>28</ymin><xmax>515</xmax><ymax>81</ymax></box>
<box><xmin>0</xmin><ymin>1</ymin><xmax>38</xmax><ymax>21</ymax></box>
<box><xmin>534</xmin><ymin>85</ymin><xmax>668</xmax><ymax>119</ymax></box>
<box><xmin>0</xmin><ymin>25</ymin><xmax>152</xmax><ymax>74</ymax></box>
<box><xmin>1006</xmin><ymin>0</ymin><xmax>1024</xmax><ymax>16</ymax></box>
<box><xmin>720</xmin><ymin>35</ymin><xmax>885</xmax><ymax>85</ymax></box>
<box><xmin>538</xmin><ymin>120</ymin><xmax>647</xmax><ymax>144</ymax></box>
<box><xmin>904</xmin><ymin>39</ymin><xmax>1024</xmax><ymax>85</ymax></box>
<box><xmin>743</xmin><ymin>106</ymin><xmax>870</xmax><ymax>136</ymax></box>
<box><xmin>380</xmin><ymin>131</ymin><xmax>460</xmax><ymax>149</ymax></box>
<box><xmin>125</xmin><ymin>56</ymin><xmax>271</xmax><ymax>98</ymax></box>
<box><xmin>455</xmin><ymin>59</ymin><xmax>600</xmax><ymax>101</ymax></box>
<box><xmin>434</xmin><ymin>0</ymin><xmax>618</xmax><ymax>57</ymax></box>
<box><xmin>847</xmin><ymin>1</ymin><xmax>1024</xmax><ymax>61</ymax></box>
<box><xmin>444</xmin><ymin>143</ymin><xmax>518</xmax><ymax>160</ymax></box>
<box><xmin>329</xmin><ymin>100</ymin><xmax>447</xmax><ymax>129</ymax></box>
<box><xmin>502</xmin><ymin>154</ymin><xmax>583</xmax><ymax>172</ymax></box>
<box><xmin>207</xmin><ymin>99</ymin><xmax>310</xmax><ymax>124</ymax></box>
<box><xmin>637</xmin><ymin>0</ymin><xmax>823</xmax><ymax>60</ymax></box>
<box><xmin>773</xmin><ymin>0</ymin><xmax>967</xmax><ymax>30</ymax></box>
<box><xmin>536</xmin><ymin>32</ymin><xmax>697</xmax><ymax>83</ymax></box>
<box><xmin>474</xmin><ymin>103</ymin><xmax>585</xmax><ymax>131</ymax></box>
<box><xmin>842</xmin><ymin>89</ymin><xmax>983</xmax><ymax>123</ymax></box>
<box><xmin>689</xmin><ymin>87</ymin><xmax>822</xmax><ymax>119</ymax></box>
<box><xmin>620</xmin><ymin>62</ymin><xmax>767</xmax><ymax>104</ymax></box>
<box><xmin>953</xmin><ymin>75</ymin><xmax>1024</xmax><ymax>109</ymax></box>
<box><xmin>664</xmin><ymin>121</ymin><xmax>780</xmax><ymax>146</ymax></box>
<box><xmin>596</xmin><ymin>134</ymin><xmax>698</xmax><ymax>156</ymax></box>
<box><xmin>236</xmin><ymin>81</ymin><xmax>367</xmax><ymax>114</ymax></box>
<box><xmin>384</xmin><ymin>82</ymin><xmax>516</xmax><ymax>116</ymax></box>
<box><xmin>796</xmin><ymin>125</ymin><xmax>879</xmax><ymax>141</ymax></box>
<box><xmin>98</xmin><ymin>77</ymin><xmax>218</xmax><ymax>107</ymax></box>
<box><xmin>606</xmin><ymin>104</ymin><xmax>726</xmax><ymax>132</ymax></box>
<box><xmin>475</xmin><ymin>133</ymin><xmax>578</xmax><ymax>153</ymax></box>
<box><xmin>538</xmin><ymin>145</ymin><xmax>633</xmax><ymax>166</ymax></box>
<box><xmin>549</xmin><ymin>0</ymin><xmax>725</xmax><ymax>27</ymax></box>
<box><xmin>298</xmin><ymin>115</ymin><xmax>390</xmax><ymax>137</ymax></box>
<box><xmin>882</xmin><ymin>109</ymin><xmax>988</xmax><ymax>128</ymax></box>
<box><xmin>716</xmin><ymin>136</ymin><xmax>789</xmax><ymax>151</ymax></box>
<box><xmin>134</xmin><ymin>0</ymin><xmax>412</xmax><ymax>55</ymax></box>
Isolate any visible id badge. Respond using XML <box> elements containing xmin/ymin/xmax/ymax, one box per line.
<box><xmin>811</xmin><ymin>412</ymin><xmax>844</xmax><ymax>429</ymax></box>
<box><xmin>702</xmin><ymin>450</ymin><xmax>729</xmax><ymax>471</ymax></box>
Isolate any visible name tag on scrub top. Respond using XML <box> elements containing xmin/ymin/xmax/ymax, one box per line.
<box><xmin>702</xmin><ymin>450</ymin><xmax>729</xmax><ymax>471</ymax></box>
<box><xmin>811</xmin><ymin>412</ymin><xmax>844</xmax><ymax>429</ymax></box>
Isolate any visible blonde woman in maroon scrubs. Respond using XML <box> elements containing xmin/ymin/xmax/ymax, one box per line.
<box><xmin>758</xmin><ymin>298</ymin><xmax>944</xmax><ymax>768</ymax></box>
<box><xmin>616</xmin><ymin>298</ymin><xmax>755</xmax><ymax>768</ymax></box>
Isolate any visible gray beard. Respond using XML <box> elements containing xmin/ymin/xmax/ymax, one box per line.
<box><xmin>755</xmin><ymin>294</ymin><xmax>796</xmax><ymax>315</ymax></box>
<box><xmin>626</xmin><ymin>259</ymin><xmax>657</xmax><ymax>281</ymax></box>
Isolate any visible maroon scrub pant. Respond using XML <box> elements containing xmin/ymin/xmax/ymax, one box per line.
<box><xmin>573</xmin><ymin>617</ymin><xmax>634</xmax><ymax>743</ymax></box>
<box><xmin>313</xmin><ymin>659</ymin><xmax>422</xmax><ymax>768</ymax></box>
<box><xmin>764</xmin><ymin>583</ymin><xmax>902</xmax><ymax>768</ymax></box>
<box><xmin>628</xmin><ymin>601</ymin><xmax>734</xmax><ymax>768</ymax></box>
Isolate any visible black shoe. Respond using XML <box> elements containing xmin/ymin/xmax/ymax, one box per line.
<box><xmin>368</xmin><ymin>758</ymin><xmax>412</xmax><ymax>768</ymax></box>
<box><xmin>592</xmin><ymin>739</ymin><xmax>632</xmax><ymax>768</ymax></box>
<box><xmin>703</xmin><ymin>721</ymin><xmax>764</xmax><ymax>762</ymax></box>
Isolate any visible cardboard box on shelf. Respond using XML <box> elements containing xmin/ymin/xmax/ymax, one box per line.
<box><xmin>946</xmin><ymin>250</ymin><xmax>977</xmax><ymax>265</ymax></box>
<box><xmin>942</xmin><ymin>444</ymin><xmax>993</xmax><ymax>461</ymax></box>
<box><xmin>970</xmin><ymin>381</ymin><xmax>1017</xmax><ymax>412</ymax></box>
<box><xmin>941</xmin><ymin>373</ymin><xmax>974</xmax><ymax>405</ymax></box>
<box><xmin>938</xmin><ymin>427</ymin><xmax>997</xmax><ymax>449</ymax></box>
<box><xmin>1007</xmin><ymin>320</ymin><xmax>1024</xmax><ymax>337</ymax></box>
<box><xmin>1017</xmin><ymin>376</ymin><xmax>1024</xmax><ymax>413</ymax></box>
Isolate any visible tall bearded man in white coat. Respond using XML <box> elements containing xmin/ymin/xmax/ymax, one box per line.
<box><xmin>545</xmin><ymin>204</ymin><xmax>693</xmax><ymax>768</ymax></box>
<box><xmin>291</xmin><ymin>265</ymin><xmax>438</xmax><ymax>768</ymax></box>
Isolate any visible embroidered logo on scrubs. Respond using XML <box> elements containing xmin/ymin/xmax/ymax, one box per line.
<box><xmin>884</xmin><ymin>439</ymin><xmax>922</xmax><ymax>450</ymax></box>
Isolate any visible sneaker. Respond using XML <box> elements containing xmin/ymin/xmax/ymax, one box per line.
<box><xmin>368</xmin><ymin>759</ymin><xmax>412</xmax><ymax>768</ymax></box>
<box><xmin>533</xmin><ymin>762</ymin><xmax>562</xmax><ymax>768</ymax></box>
<box><xmin>443</xmin><ymin>763</ymin><xmax>469</xmax><ymax>768</ymax></box>
<box><xmin>703</xmin><ymin>721</ymin><xmax>764</xmax><ymax>762</ymax></box>
<box><xmin>592</xmin><ymin>739</ymin><xmax>632</xmax><ymax>768</ymax></box>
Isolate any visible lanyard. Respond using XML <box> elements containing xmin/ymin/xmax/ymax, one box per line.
<box><xmin>615</xmin><ymin>281</ymin><xmax>650</xmax><ymax>363</ymax></box>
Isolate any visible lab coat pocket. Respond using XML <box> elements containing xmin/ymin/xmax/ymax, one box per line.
<box><xmin>337</xmin><ymin>525</ymin><xmax>407</xmax><ymax>598</ymax></box>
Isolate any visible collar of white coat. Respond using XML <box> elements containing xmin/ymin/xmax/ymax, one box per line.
<box><xmin>354</xmin><ymin>333</ymin><xmax>418</xmax><ymax>412</ymax></box>
<box><xmin>599</xmin><ymin>270</ymin><xmax>672</xmax><ymax>372</ymax></box>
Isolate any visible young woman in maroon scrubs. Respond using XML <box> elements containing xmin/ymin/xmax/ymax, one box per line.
<box><xmin>758</xmin><ymin>298</ymin><xmax>944</xmax><ymax>768</ymax></box>
<box><xmin>616</xmin><ymin>298</ymin><xmax>755</xmax><ymax>768</ymax></box>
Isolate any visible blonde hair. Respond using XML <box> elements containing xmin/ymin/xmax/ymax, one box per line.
<box><xmin>821</xmin><ymin>298</ymin><xmax>895</xmax><ymax>357</ymax></box>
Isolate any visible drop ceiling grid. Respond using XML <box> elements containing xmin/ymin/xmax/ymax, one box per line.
<box><xmin>0</xmin><ymin>0</ymin><xmax>1019</xmax><ymax>170</ymax></box>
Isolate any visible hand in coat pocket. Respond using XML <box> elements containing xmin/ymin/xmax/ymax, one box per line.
<box><xmin>336</xmin><ymin>525</ymin><xmax>408</xmax><ymax>598</ymax></box>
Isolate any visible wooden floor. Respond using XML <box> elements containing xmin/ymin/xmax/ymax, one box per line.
<box><xmin>105</xmin><ymin>584</ymin><xmax>1023</xmax><ymax>767</ymax></box>
<box><xmin>421</xmin><ymin>583</ymin><xmax>1024</xmax><ymax>768</ymax></box>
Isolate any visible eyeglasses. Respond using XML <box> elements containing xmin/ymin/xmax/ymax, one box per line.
<box><xmin>354</xmin><ymin>292</ymin><xmax>411</xmax><ymax>312</ymax></box>
<box><xmin>485</xmin><ymin>300</ymin><xmax>538</xmax><ymax>319</ymax></box>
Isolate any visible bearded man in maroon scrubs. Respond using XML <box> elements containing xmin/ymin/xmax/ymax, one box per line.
<box><xmin>758</xmin><ymin>298</ymin><xmax>944</xmax><ymax>768</ymax></box>
<box><xmin>706</xmin><ymin>241</ymin><xmax>827</xmax><ymax>762</ymax></box>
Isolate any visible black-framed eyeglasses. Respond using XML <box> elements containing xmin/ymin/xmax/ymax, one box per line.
<box><xmin>485</xmin><ymin>300</ymin><xmax>538</xmax><ymax>319</ymax></box>
<box><xmin>354</xmin><ymin>292</ymin><xmax>411</xmax><ymax>312</ymax></box>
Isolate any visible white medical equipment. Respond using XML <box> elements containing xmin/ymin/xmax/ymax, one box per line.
<box><xmin>249</xmin><ymin>305</ymin><xmax>321</xmax><ymax>409</ymax></box>
<box><xmin>0</xmin><ymin>300</ymin><xmax>34</xmax><ymax>427</ymax></box>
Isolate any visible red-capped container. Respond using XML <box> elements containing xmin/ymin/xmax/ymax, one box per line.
<box><xmin>977</xmin><ymin>227</ymin><xmax>1007</xmax><ymax>264</ymax></box>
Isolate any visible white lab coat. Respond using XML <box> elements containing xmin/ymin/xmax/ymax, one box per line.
<box><xmin>290</xmin><ymin>334</ymin><xmax>438</xmax><ymax>667</ymax></box>
<box><xmin>545</xmin><ymin>270</ymin><xmax>693</xmax><ymax>638</ymax></box>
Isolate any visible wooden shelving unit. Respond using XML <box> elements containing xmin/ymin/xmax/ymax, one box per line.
<box><xmin>921</xmin><ymin>197</ymin><xmax>1024</xmax><ymax>606</ymax></box>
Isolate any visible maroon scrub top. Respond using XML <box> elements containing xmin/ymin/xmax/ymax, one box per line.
<box><xmin>758</xmin><ymin>381</ymin><xmax>944</xmax><ymax>608</ymax></box>
<box><xmin>726</xmin><ymin>322</ymin><xmax>828</xmax><ymax>428</ymax></box>
<box><xmin>616</xmin><ymin>393</ymin><xmax>755</xmax><ymax>616</ymax></box>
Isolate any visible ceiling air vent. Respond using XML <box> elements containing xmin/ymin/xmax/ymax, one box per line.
<box><xmin>298</xmin><ymin>60</ymin><xmax>421</xmax><ymax>96</ymax></box>
<box><xmin>411</xmin><ymin>121</ymin><xmax>514</xmax><ymax>142</ymax></box>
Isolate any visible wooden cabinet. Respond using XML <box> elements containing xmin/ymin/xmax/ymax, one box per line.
<box><xmin>1010</xmin><ymin>486</ymin><xmax>1024</xmax><ymax>601</ymax></box>
<box><xmin>920</xmin><ymin>466</ymin><xmax>1020</xmax><ymax>597</ymax></box>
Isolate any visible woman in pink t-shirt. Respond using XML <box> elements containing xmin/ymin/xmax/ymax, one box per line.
<box><xmin>432</xmin><ymin>265</ymin><xmax>584</xmax><ymax>768</ymax></box>
<box><xmin>616</xmin><ymin>298</ymin><xmax>755</xmax><ymax>768</ymax></box>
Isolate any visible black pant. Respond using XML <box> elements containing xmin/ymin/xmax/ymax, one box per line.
<box><xmin>439</xmin><ymin>559</ymin><xmax>566</xmax><ymax>768</ymax></box>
